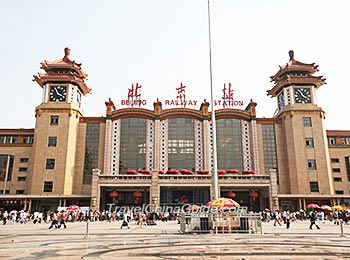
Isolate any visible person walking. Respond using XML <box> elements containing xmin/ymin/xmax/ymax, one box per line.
<box><xmin>2</xmin><ymin>210</ymin><xmax>8</xmax><ymax>225</ymax></box>
<box><xmin>120</xmin><ymin>213</ymin><xmax>130</xmax><ymax>229</ymax></box>
<box><xmin>286</xmin><ymin>210</ymin><xmax>291</xmax><ymax>229</ymax></box>
<box><xmin>309</xmin><ymin>210</ymin><xmax>320</xmax><ymax>229</ymax></box>
<box><xmin>48</xmin><ymin>211</ymin><xmax>59</xmax><ymax>229</ymax></box>
<box><xmin>273</xmin><ymin>210</ymin><xmax>282</xmax><ymax>226</ymax></box>
<box><xmin>58</xmin><ymin>210</ymin><xmax>67</xmax><ymax>229</ymax></box>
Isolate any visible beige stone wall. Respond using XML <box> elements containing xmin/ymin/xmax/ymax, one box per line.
<box><xmin>328</xmin><ymin>147</ymin><xmax>350</xmax><ymax>194</ymax></box>
<box><xmin>279</xmin><ymin>107</ymin><xmax>332</xmax><ymax>195</ymax></box>
<box><xmin>73</xmin><ymin>122</ymin><xmax>86</xmax><ymax>195</ymax></box>
<box><xmin>274</xmin><ymin>123</ymin><xmax>290</xmax><ymax>194</ymax></box>
<box><xmin>0</xmin><ymin>146</ymin><xmax>33</xmax><ymax>194</ymax></box>
<box><xmin>30</xmin><ymin>102</ymin><xmax>81</xmax><ymax>195</ymax></box>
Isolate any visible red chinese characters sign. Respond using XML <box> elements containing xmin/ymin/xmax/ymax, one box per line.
<box><xmin>121</xmin><ymin>83</ymin><xmax>147</xmax><ymax>106</ymax></box>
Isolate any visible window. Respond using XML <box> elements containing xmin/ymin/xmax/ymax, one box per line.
<box><xmin>305</xmin><ymin>138</ymin><xmax>314</xmax><ymax>148</ymax></box>
<box><xmin>83</xmin><ymin>123</ymin><xmax>100</xmax><ymax>184</ymax></box>
<box><xmin>43</xmin><ymin>181</ymin><xmax>53</xmax><ymax>192</ymax></box>
<box><xmin>333</xmin><ymin>177</ymin><xmax>342</xmax><ymax>182</ymax></box>
<box><xmin>309</xmin><ymin>182</ymin><xmax>319</xmax><ymax>192</ymax></box>
<box><xmin>340</xmin><ymin>137</ymin><xmax>350</xmax><ymax>145</ymax></box>
<box><xmin>262</xmin><ymin>124</ymin><xmax>278</xmax><ymax>176</ymax></box>
<box><xmin>345</xmin><ymin>156</ymin><xmax>350</xmax><ymax>182</ymax></box>
<box><xmin>331</xmin><ymin>158</ymin><xmax>340</xmax><ymax>163</ymax></box>
<box><xmin>328</xmin><ymin>137</ymin><xmax>336</xmax><ymax>145</ymax></box>
<box><xmin>46</xmin><ymin>159</ymin><xmax>55</xmax><ymax>169</ymax></box>
<box><xmin>11</xmin><ymin>136</ymin><xmax>19</xmax><ymax>144</ymax></box>
<box><xmin>48</xmin><ymin>137</ymin><xmax>57</xmax><ymax>147</ymax></box>
<box><xmin>335</xmin><ymin>190</ymin><xmax>344</xmax><ymax>195</ymax></box>
<box><xmin>23</xmin><ymin>136</ymin><xmax>34</xmax><ymax>144</ymax></box>
<box><xmin>308</xmin><ymin>160</ymin><xmax>317</xmax><ymax>170</ymax></box>
<box><xmin>50</xmin><ymin>116</ymin><xmax>59</xmax><ymax>125</ymax></box>
<box><xmin>0</xmin><ymin>155</ymin><xmax>14</xmax><ymax>181</ymax></box>
<box><xmin>332</xmin><ymin>168</ymin><xmax>341</xmax><ymax>173</ymax></box>
<box><xmin>17</xmin><ymin>176</ymin><xmax>26</xmax><ymax>181</ymax></box>
<box><xmin>20</xmin><ymin>158</ymin><xmax>29</xmax><ymax>163</ymax></box>
<box><xmin>216</xmin><ymin>118</ymin><xmax>244</xmax><ymax>172</ymax></box>
<box><xmin>19</xmin><ymin>167</ymin><xmax>28</xmax><ymax>172</ymax></box>
<box><xmin>0</xmin><ymin>136</ymin><xmax>5</xmax><ymax>143</ymax></box>
<box><xmin>0</xmin><ymin>190</ymin><xmax>10</xmax><ymax>194</ymax></box>
<box><xmin>303</xmin><ymin>117</ymin><xmax>312</xmax><ymax>127</ymax></box>
<box><xmin>16</xmin><ymin>190</ymin><xmax>25</xmax><ymax>194</ymax></box>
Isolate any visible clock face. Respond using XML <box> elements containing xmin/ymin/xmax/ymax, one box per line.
<box><xmin>278</xmin><ymin>93</ymin><xmax>285</xmax><ymax>109</ymax></box>
<box><xmin>294</xmin><ymin>88</ymin><xmax>311</xmax><ymax>103</ymax></box>
<box><xmin>49</xmin><ymin>86</ymin><xmax>67</xmax><ymax>102</ymax></box>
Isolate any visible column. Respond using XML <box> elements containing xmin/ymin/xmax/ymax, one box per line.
<box><xmin>91</xmin><ymin>168</ymin><xmax>101</xmax><ymax>211</ymax></box>
<box><xmin>269</xmin><ymin>168</ymin><xmax>279</xmax><ymax>211</ymax></box>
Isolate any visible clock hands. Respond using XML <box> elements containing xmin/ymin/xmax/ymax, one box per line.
<box><xmin>296</xmin><ymin>89</ymin><xmax>309</xmax><ymax>99</ymax></box>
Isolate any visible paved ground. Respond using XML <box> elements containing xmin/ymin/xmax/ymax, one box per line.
<box><xmin>0</xmin><ymin>219</ymin><xmax>350</xmax><ymax>259</ymax></box>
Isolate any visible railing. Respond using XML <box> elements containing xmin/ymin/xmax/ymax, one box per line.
<box><xmin>158</xmin><ymin>175</ymin><xmax>212</xmax><ymax>180</ymax></box>
<box><xmin>180</xmin><ymin>212</ymin><xmax>262</xmax><ymax>234</ymax></box>
<box><xmin>98</xmin><ymin>174</ymin><xmax>152</xmax><ymax>183</ymax></box>
<box><xmin>219</xmin><ymin>174</ymin><xmax>270</xmax><ymax>183</ymax></box>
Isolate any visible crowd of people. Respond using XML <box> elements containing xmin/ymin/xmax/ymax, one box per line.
<box><xmin>1</xmin><ymin>207</ymin><xmax>349</xmax><ymax>230</ymax></box>
<box><xmin>260</xmin><ymin>209</ymin><xmax>350</xmax><ymax>229</ymax></box>
<box><xmin>0</xmin><ymin>209</ymin><xmax>178</xmax><ymax>228</ymax></box>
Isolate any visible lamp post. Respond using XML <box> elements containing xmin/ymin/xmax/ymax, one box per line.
<box><xmin>207</xmin><ymin>0</ymin><xmax>219</xmax><ymax>199</ymax></box>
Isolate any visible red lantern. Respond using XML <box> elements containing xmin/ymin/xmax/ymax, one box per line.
<box><xmin>109</xmin><ymin>191</ymin><xmax>120</xmax><ymax>199</ymax></box>
<box><xmin>133</xmin><ymin>191</ymin><xmax>142</xmax><ymax>199</ymax></box>
<box><xmin>226</xmin><ymin>191</ymin><xmax>236</xmax><ymax>198</ymax></box>
<box><xmin>249</xmin><ymin>191</ymin><xmax>259</xmax><ymax>199</ymax></box>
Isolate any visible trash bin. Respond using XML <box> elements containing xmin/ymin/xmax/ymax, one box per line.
<box><xmin>200</xmin><ymin>217</ymin><xmax>210</xmax><ymax>232</ymax></box>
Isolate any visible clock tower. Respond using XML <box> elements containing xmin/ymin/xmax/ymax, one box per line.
<box><xmin>268</xmin><ymin>50</ymin><xmax>333</xmax><ymax>196</ymax></box>
<box><xmin>30</xmin><ymin>48</ymin><xmax>91</xmax><ymax>195</ymax></box>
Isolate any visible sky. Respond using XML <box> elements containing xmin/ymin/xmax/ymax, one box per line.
<box><xmin>0</xmin><ymin>0</ymin><xmax>349</xmax><ymax>130</ymax></box>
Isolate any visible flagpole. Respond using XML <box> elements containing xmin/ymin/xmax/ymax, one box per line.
<box><xmin>207</xmin><ymin>0</ymin><xmax>219</xmax><ymax>199</ymax></box>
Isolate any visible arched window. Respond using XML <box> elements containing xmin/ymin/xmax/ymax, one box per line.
<box><xmin>168</xmin><ymin>118</ymin><xmax>195</xmax><ymax>171</ymax></box>
<box><xmin>216</xmin><ymin>118</ymin><xmax>243</xmax><ymax>171</ymax></box>
<box><xmin>119</xmin><ymin>118</ymin><xmax>147</xmax><ymax>173</ymax></box>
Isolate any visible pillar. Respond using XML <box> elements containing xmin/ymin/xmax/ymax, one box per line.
<box><xmin>269</xmin><ymin>168</ymin><xmax>279</xmax><ymax>211</ymax></box>
<box><xmin>91</xmin><ymin>168</ymin><xmax>101</xmax><ymax>211</ymax></box>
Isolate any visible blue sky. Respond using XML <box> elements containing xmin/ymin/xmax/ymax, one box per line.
<box><xmin>0</xmin><ymin>0</ymin><xmax>349</xmax><ymax>129</ymax></box>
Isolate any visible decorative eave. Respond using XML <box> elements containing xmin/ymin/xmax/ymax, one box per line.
<box><xmin>267</xmin><ymin>75</ymin><xmax>326</xmax><ymax>97</ymax></box>
<box><xmin>33</xmin><ymin>48</ymin><xmax>91</xmax><ymax>95</ymax></box>
<box><xmin>326</xmin><ymin>130</ymin><xmax>350</xmax><ymax>137</ymax></box>
<box><xmin>112</xmin><ymin>107</ymin><xmax>155</xmax><ymax>120</ymax></box>
<box><xmin>79</xmin><ymin>117</ymin><xmax>106</xmax><ymax>123</ymax></box>
<box><xmin>256</xmin><ymin>118</ymin><xmax>282</xmax><ymax>124</ymax></box>
<box><xmin>160</xmin><ymin>108</ymin><xmax>203</xmax><ymax>121</ymax></box>
<box><xmin>213</xmin><ymin>108</ymin><xmax>250</xmax><ymax>121</ymax></box>
<box><xmin>270</xmin><ymin>50</ymin><xmax>318</xmax><ymax>82</ymax></box>
<box><xmin>271</xmin><ymin>62</ymin><xmax>318</xmax><ymax>82</ymax></box>
<box><xmin>33</xmin><ymin>73</ymin><xmax>91</xmax><ymax>95</ymax></box>
<box><xmin>0</xmin><ymin>128</ymin><xmax>35</xmax><ymax>135</ymax></box>
<box><xmin>40</xmin><ymin>61</ymin><xmax>88</xmax><ymax>79</ymax></box>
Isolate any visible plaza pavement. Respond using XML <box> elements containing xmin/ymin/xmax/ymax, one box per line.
<box><xmin>0</xmin><ymin>219</ymin><xmax>350</xmax><ymax>259</ymax></box>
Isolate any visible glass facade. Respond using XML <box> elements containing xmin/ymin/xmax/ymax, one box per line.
<box><xmin>216</xmin><ymin>118</ymin><xmax>243</xmax><ymax>171</ymax></box>
<box><xmin>119</xmin><ymin>118</ymin><xmax>147</xmax><ymax>173</ymax></box>
<box><xmin>167</xmin><ymin>118</ymin><xmax>195</xmax><ymax>171</ymax></box>
<box><xmin>83</xmin><ymin>123</ymin><xmax>100</xmax><ymax>184</ymax></box>
<box><xmin>261</xmin><ymin>124</ymin><xmax>278</xmax><ymax>174</ymax></box>
<box><xmin>0</xmin><ymin>155</ymin><xmax>14</xmax><ymax>181</ymax></box>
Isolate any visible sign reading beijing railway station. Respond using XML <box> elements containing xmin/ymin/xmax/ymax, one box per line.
<box><xmin>120</xmin><ymin>82</ymin><xmax>244</xmax><ymax>108</ymax></box>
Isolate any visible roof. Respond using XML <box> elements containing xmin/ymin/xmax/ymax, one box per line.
<box><xmin>0</xmin><ymin>129</ymin><xmax>35</xmax><ymax>135</ymax></box>
<box><xmin>326</xmin><ymin>130</ymin><xmax>350</xmax><ymax>137</ymax></box>
<box><xmin>33</xmin><ymin>48</ymin><xmax>91</xmax><ymax>95</ymax></box>
<box><xmin>268</xmin><ymin>50</ymin><xmax>326</xmax><ymax>97</ymax></box>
